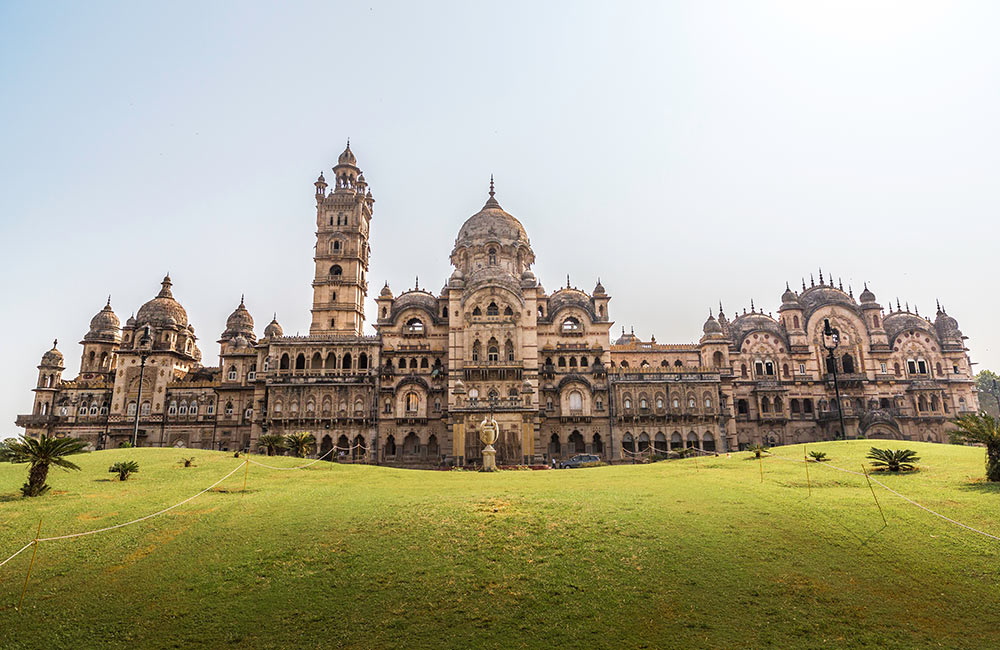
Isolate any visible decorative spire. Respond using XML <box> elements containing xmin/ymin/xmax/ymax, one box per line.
<box><xmin>905</xmin><ymin>301</ymin><xmax>910</xmax><ymax>312</ymax></box>
<box><xmin>801</xmin><ymin>278</ymin><xmax>806</xmax><ymax>291</ymax></box>
<box><xmin>819</xmin><ymin>268</ymin><xmax>824</xmax><ymax>285</ymax></box>
<box><xmin>106</xmin><ymin>295</ymin><xmax>112</xmax><ymax>307</ymax></box>
<box><xmin>52</xmin><ymin>338</ymin><xmax>58</xmax><ymax>348</ymax></box>
<box><xmin>489</xmin><ymin>174</ymin><xmax>495</xmax><ymax>198</ymax></box>
<box><xmin>936</xmin><ymin>299</ymin><xmax>941</xmax><ymax>313</ymax></box>
<box><xmin>915</xmin><ymin>305</ymin><xmax>919</xmax><ymax>316</ymax></box>
<box><xmin>719</xmin><ymin>301</ymin><xmax>724</xmax><ymax>315</ymax></box>
<box><xmin>240</xmin><ymin>293</ymin><xmax>245</xmax><ymax>306</ymax></box>
<box><xmin>848</xmin><ymin>285</ymin><xmax>853</xmax><ymax>299</ymax></box>
<box><xmin>838</xmin><ymin>278</ymin><xmax>844</xmax><ymax>291</ymax></box>
<box><xmin>810</xmin><ymin>273</ymin><xmax>815</xmax><ymax>287</ymax></box>
<box><xmin>415</xmin><ymin>276</ymin><xmax>419</xmax><ymax>290</ymax></box>
<box><xmin>896</xmin><ymin>298</ymin><xmax>901</xmax><ymax>311</ymax></box>
<box><xmin>157</xmin><ymin>274</ymin><xmax>174</xmax><ymax>299</ymax></box>
<box><xmin>750</xmin><ymin>298</ymin><xmax>755</xmax><ymax>312</ymax></box>
<box><xmin>566</xmin><ymin>274</ymin><xmax>571</xmax><ymax>289</ymax></box>
<box><xmin>785</xmin><ymin>281</ymin><xmax>790</xmax><ymax>291</ymax></box>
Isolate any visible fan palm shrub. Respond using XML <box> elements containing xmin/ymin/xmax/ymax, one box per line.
<box><xmin>258</xmin><ymin>434</ymin><xmax>286</xmax><ymax>456</ymax></box>
<box><xmin>284</xmin><ymin>432</ymin><xmax>316</xmax><ymax>458</ymax></box>
<box><xmin>746</xmin><ymin>444</ymin><xmax>769</xmax><ymax>459</ymax></box>
<box><xmin>109</xmin><ymin>460</ymin><xmax>139</xmax><ymax>481</ymax></box>
<box><xmin>950</xmin><ymin>413</ymin><xmax>1000</xmax><ymax>481</ymax></box>
<box><xmin>0</xmin><ymin>434</ymin><xmax>89</xmax><ymax>496</ymax></box>
<box><xmin>866</xmin><ymin>447</ymin><xmax>920</xmax><ymax>472</ymax></box>
<box><xmin>808</xmin><ymin>450</ymin><xmax>828</xmax><ymax>462</ymax></box>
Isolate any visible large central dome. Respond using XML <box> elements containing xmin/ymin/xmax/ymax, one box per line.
<box><xmin>450</xmin><ymin>180</ymin><xmax>535</xmax><ymax>279</ymax></box>
<box><xmin>136</xmin><ymin>275</ymin><xmax>188</xmax><ymax>328</ymax></box>
<box><xmin>453</xmin><ymin>194</ymin><xmax>529</xmax><ymax>251</ymax></box>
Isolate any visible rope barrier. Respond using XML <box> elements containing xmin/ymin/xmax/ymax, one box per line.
<box><xmin>248</xmin><ymin>447</ymin><xmax>337</xmax><ymax>470</ymax></box>
<box><xmin>0</xmin><ymin>460</ymin><xmax>246</xmax><ymax>580</ymax></box>
<box><xmin>36</xmin><ymin>462</ymin><xmax>245</xmax><ymax>542</ymax></box>
<box><xmin>763</xmin><ymin>451</ymin><xmax>1000</xmax><ymax>543</ymax></box>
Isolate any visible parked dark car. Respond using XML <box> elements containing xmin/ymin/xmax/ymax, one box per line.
<box><xmin>559</xmin><ymin>454</ymin><xmax>601</xmax><ymax>469</ymax></box>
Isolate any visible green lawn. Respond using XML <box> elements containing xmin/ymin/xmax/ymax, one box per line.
<box><xmin>1</xmin><ymin>441</ymin><xmax>998</xmax><ymax>649</ymax></box>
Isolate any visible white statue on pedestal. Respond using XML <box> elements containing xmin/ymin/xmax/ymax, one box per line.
<box><xmin>479</xmin><ymin>413</ymin><xmax>499</xmax><ymax>472</ymax></box>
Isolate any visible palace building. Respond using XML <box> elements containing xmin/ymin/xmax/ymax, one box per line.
<box><xmin>16</xmin><ymin>145</ymin><xmax>980</xmax><ymax>464</ymax></box>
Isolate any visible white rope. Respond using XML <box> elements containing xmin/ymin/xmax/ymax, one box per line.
<box><xmin>764</xmin><ymin>451</ymin><xmax>1000</xmax><ymax>542</ymax></box>
<box><xmin>35</xmin><ymin>462</ymin><xmax>245</xmax><ymax>542</ymax></box>
<box><xmin>248</xmin><ymin>447</ymin><xmax>337</xmax><ymax>470</ymax></box>
<box><xmin>0</xmin><ymin>542</ymin><xmax>35</xmax><ymax>570</ymax></box>
<box><xmin>867</xmin><ymin>474</ymin><xmax>1000</xmax><ymax>542</ymax></box>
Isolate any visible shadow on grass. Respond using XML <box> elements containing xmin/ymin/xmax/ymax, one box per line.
<box><xmin>210</xmin><ymin>488</ymin><xmax>259</xmax><ymax>494</ymax></box>
<box><xmin>958</xmin><ymin>480</ymin><xmax>1000</xmax><ymax>494</ymax></box>
<box><xmin>0</xmin><ymin>492</ymin><xmax>23</xmax><ymax>502</ymax></box>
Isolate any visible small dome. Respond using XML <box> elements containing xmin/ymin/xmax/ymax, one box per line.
<box><xmin>934</xmin><ymin>308</ymin><xmax>961</xmax><ymax>340</ymax></box>
<box><xmin>594</xmin><ymin>278</ymin><xmax>606</xmax><ymax>295</ymax></box>
<box><xmin>380</xmin><ymin>283</ymin><xmax>393</xmax><ymax>298</ymax></box>
<box><xmin>222</xmin><ymin>297</ymin><xmax>255</xmax><ymax>341</ymax></box>
<box><xmin>781</xmin><ymin>285</ymin><xmax>799</xmax><ymax>305</ymax></box>
<box><xmin>614</xmin><ymin>328</ymin><xmax>638</xmax><ymax>346</ymax></box>
<box><xmin>453</xmin><ymin>379</ymin><xmax>467</xmax><ymax>395</ymax></box>
<box><xmin>316</xmin><ymin>172</ymin><xmax>326</xmax><ymax>184</ymax></box>
<box><xmin>337</xmin><ymin>142</ymin><xmax>357</xmax><ymax>167</ymax></box>
<box><xmin>703</xmin><ymin>313</ymin><xmax>723</xmax><ymax>335</ymax></box>
<box><xmin>40</xmin><ymin>339</ymin><xmax>63</xmax><ymax>367</ymax></box>
<box><xmin>859</xmin><ymin>284</ymin><xmax>877</xmax><ymax>304</ymax></box>
<box><xmin>264</xmin><ymin>315</ymin><xmax>283</xmax><ymax>338</ymax></box>
<box><xmin>136</xmin><ymin>275</ymin><xmax>188</xmax><ymax>328</ymax></box>
<box><xmin>521</xmin><ymin>379</ymin><xmax>534</xmax><ymax>394</ymax></box>
<box><xmin>85</xmin><ymin>298</ymin><xmax>121</xmax><ymax>342</ymax></box>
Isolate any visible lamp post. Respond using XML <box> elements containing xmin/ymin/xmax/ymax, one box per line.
<box><xmin>823</xmin><ymin>318</ymin><xmax>848</xmax><ymax>440</ymax></box>
<box><xmin>132</xmin><ymin>325</ymin><xmax>152</xmax><ymax>447</ymax></box>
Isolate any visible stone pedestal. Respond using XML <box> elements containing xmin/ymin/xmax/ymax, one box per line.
<box><xmin>482</xmin><ymin>445</ymin><xmax>497</xmax><ymax>472</ymax></box>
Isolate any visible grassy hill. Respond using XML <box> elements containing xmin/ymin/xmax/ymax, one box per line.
<box><xmin>1</xmin><ymin>441</ymin><xmax>998</xmax><ymax>649</ymax></box>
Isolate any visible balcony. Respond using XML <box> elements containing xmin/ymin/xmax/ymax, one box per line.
<box><xmin>451</xmin><ymin>397</ymin><xmax>530</xmax><ymax>412</ymax></box>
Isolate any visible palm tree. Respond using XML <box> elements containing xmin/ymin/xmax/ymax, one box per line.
<box><xmin>950</xmin><ymin>413</ymin><xmax>1000</xmax><ymax>482</ymax></box>
<box><xmin>258</xmin><ymin>434</ymin><xmax>286</xmax><ymax>456</ymax></box>
<box><xmin>866</xmin><ymin>447</ymin><xmax>920</xmax><ymax>472</ymax></box>
<box><xmin>109</xmin><ymin>460</ymin><xmax>139</xmax><ymax>481</ymax></box>
<box><xmin>284</xmin><ymin>432</ymin><xmax>315</xmax><ymax>458</ymax></box>
<box><xmin>808</xmin><ymin>450</ymin><xmax>829</xmax><ymax>462</ymax></box>
<box><xmin>746</xmin><ymin>444</ymin><xmax>769</xmax><ymax>459</ymax></box>
<box><xmin>0</xmin><ymin>434</ymin><xmax>89</xmax><ymax>497</ymax></box>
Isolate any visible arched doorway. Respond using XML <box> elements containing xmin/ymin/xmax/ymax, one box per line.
<box><xmin>337</xmin><ymin>435</ymin><xmax>350</xmax><ymax>461</ymax></box>
<box><xmin>384</xmin><ymin>434</ymin><xmax>397</xmax><ymax>458</ymax></box>
<box><xmin>702</xmin><ymin>432</ymin><xmax>716</xmax><ymax>452</ymax></box>
<box><xmin>403</xmin><ymin>432</ymin><xmax>419</xmax><ymax>456</ymax></box>
<box><xmin>426</xmin><ymin>434</ymin><xmax>439</xmax><ymax>457</ymax></box>
<box><xmin>568</xmin><ymin>430</ymin><xmax>585</xmax><ymax>454</ymax></box>
<box><xmin>622</xmin><ymin>432</ymin><xmax>635</xmax><ymax>455</ymax></box>
<box><xmin>686</xmin><ymin>431</ymin><xmax>699</xmax><ymax>449</ymax></box>
<box><xmin>352</xmin><ymin>434</ymin><xmax>366</xmax><ymax>460</ymax></box>
<box><xmin>638</xmin><ymin>432</ymin><xmax>650</xmax><ymax>453</ymax></box>
<box><xmin>548</xmin><ymin>433</ymin><xmax>561</xmax><ymax>459</ymax></box>
<box><xmin>670</xmin><ymin>432</ymin><xmax>682</xmax><ymax>450</ymax></box>
<box><xmin>654</xmin><ymin>432</ymin><xmax>668</xmax><ymax>454</ymax></box>
<box><xmin>319</xmin><ymin>434</ymin><xmax>333</xmax><ymax>460</ymax></box>
<box><xmin>592</xmin><ymin>433</ymin><xmax>603</xmax><ymax>456</ymax></box>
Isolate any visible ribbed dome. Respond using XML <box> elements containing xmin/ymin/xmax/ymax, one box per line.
<box><xmin>380</xmin><ymin>283</ymin><xmax>393</xmax><ymax>298</ymax></box>
<box><xmin>934</xmin><ymin>309</ymin><xmax>962</xmax><ymax>340</ymax></box>
<box><xmin>859</xmin><ymin>284</ymin><xmax>877</xmax><ymax>304</ymax></box>
<box><xmin>264</xmin><ymin>315</ymin><xmax>283</xmax><ymax>338</ymax></box>
<box><xmin>456</xmin><ymin>199</ymin><xmax>528</xmax><ymax>246</ymax></box>
<box><xmin>136</xmin><ymin>275</ymin><xmax>188</xmax><ymax>328</ymax></box>
<box><xmin>85</xmin><ymin>298</ymin><xmax>121</xmax><ymax>342</ymax></box>
<box><xmin>41</xmin><ymin>340</ymin><xmax>63</xmax><ymax>367</ymax></box>
<box><xmin>337</xmin><ymin>142</ymin><xmax>357</xmax><ymax>166</ymax></box>
<box><xmin>221</xmin><ymin>297</ymin><xmax>254</xmax><ymax>341</ymax></box>
<box><xmin>703</xmin><ymin>314</ymin><xmax>723</xmax><ymax>335</ymax></box>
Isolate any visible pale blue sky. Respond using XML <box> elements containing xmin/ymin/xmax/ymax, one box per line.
<box><xmin>2</xmin><ymin>1</ymin><xmax>998</xmax><ymax>432</ymax></box>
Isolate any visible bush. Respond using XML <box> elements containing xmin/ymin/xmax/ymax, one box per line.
<box><xmin>180</xmin><ymin>457</ymin><xmax>196</xmax><ymax>468</ymax></box>
<box><xmin>118</xmin><ymin>441</ymin><xmax>134</xmax><ymax>448</ymax></box>
<box><xmin>746</xmin><ymin>444</ymin><xmax>769</xmax><ymax>459</ymax></box>
<box><xmin>808</xmin><ymin>450</ymin><xmax>828</xmax><ymax>462</ymax></box>
<box><xmin>866</xmin><ymin>447</ymin><xmax>920</xmax><ymax>472</ymax></box>
<box><xmin>109</xmin><ymin>460</ymin><xmax>140</xmax><ymax>481</ymax></box>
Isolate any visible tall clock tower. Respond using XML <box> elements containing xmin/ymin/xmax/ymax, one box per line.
<box><xmin>310</xmin><ymin>142</ymin><xmax>375</xmax><ymax>336</ymax></box>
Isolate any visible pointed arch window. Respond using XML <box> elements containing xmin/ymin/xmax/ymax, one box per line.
<box><xmin>488</xmin><ymin>248</ymin><xmax>497</xmax><ymax>265</ymax></box>
<box><xmin>487</xmin><ymin>302</ymin><xmax>499</xmax><ymax>316</ymax></box>
<box><xmin>472</xmin><ymin>340</ymin><xmax>482</xmax><ymax>362</ymax></box>
<box><xmin>487</xmin><ymin>338</ymin><xmax>500</xmax><ymax>362</ymax></box>
<box><xmin>505</xmin><ymin>339</ymin><xmax>515</xmax><ymax>361</ymax></box>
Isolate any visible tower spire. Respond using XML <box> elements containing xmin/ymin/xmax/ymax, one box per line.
<box><xmin>489</xmin><ymin>174</ymin><xmax>495</xmax><ymax>198</ymax></box>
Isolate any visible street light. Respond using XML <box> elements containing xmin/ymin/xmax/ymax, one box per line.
<box><xmin>132</xmin><ymin>325</ymin><xmax>152</xmax><ymax>447</ymax></box>
<box><xmin>822</xmin><ymin>318</ymin><xmax>848</xmax><ymax>440</ymax></box>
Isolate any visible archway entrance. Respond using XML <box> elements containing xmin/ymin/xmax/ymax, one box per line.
<box><xmin>319</xmin><ymin>434</ymin><xmax>333</xmax><ymax>460</ymax></box>
<box><xmin>568</xmin><ymin>430</ymin><xmax>585</xmax><ymax>454</ymax></box>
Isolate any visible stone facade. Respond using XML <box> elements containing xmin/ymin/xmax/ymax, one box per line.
<box><xmin>16</xmin><ymin>145</ymin><xmax>980</xmax><ymax>462</ymax></box>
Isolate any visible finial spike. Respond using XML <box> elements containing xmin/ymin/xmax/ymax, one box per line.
<box><xmin>240</xmin><ymin>293</ymin><xmax>245</xmax><ymax>305</ymax></box>
<box><xmin>719</xmin><ymin>301</ymin><xmax>724</xmax><ymax>314</ymax></box>
<box><xmin>106</xmin><ymin>295</ymin><xmax>112</xmax><ymax>307</ymax></box>
<box><xmin>819</xmin><ymin>268</ymin><xmax>824</xmax><ymax>284</ymax></box>
<box><xmin>785</xmin><ymin>281</ymin><xmax>790</xmax><ymax>291</ymax></box>
<box><xmin>489</xmin><ymin>174</ymin><xmax>495</xmax><ymax>198</ymax></box>
<box><xmin>810</xmin><ymin>273</ymin><xmax>815</xmax><ymax>287</ymax></box>
<box><xmin>751</xmin><ymin>298</ymin><xmax>755</xmax><ymax>312</ymax></box>
<box><xmin>53</xmin><ymin>338</ymin><xmax>58</xmax><ymax>348</ymax></box>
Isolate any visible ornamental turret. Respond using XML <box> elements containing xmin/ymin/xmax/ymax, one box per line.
<box><xmin>311</xmin><ymin>142</ymin><xmax>373</xmax><ymax>336</ymax></box>
<box><xmin>80</xmin><ymin>297</ymin><xmax>121</xmax><ymax>375</ymax></box>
